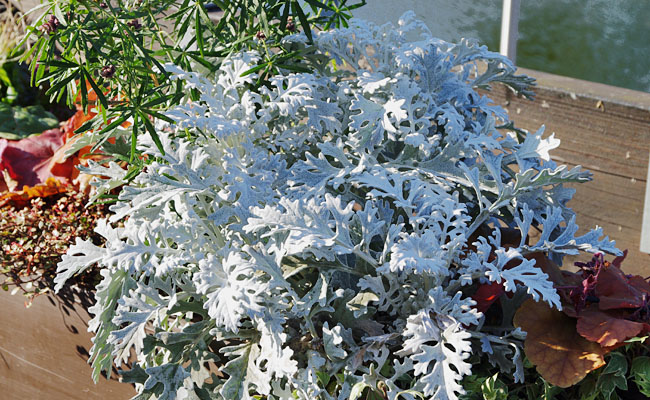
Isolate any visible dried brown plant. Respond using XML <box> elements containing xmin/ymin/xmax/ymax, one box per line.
<box><xmin>0</xmin><ymin>0</ymin><xmax>29</xmax><ymax>64</ymax></box>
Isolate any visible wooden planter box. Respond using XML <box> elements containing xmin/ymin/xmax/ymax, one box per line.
<box><xmin>483</xmin><ymin>68</ymin><xmax>650</xmax><ymax>277</ymax></box>
<box><xmin>0</xmin><ymin>286</ymin><xmax>136</xmax><ymax>399</ymax></box>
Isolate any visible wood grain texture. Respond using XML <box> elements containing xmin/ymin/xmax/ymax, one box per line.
<box><xmin>0</xmin><ymin>288</ymin><xmax>136</xmax><ymax>399</ymax></box>
<box><xmin>484</xmin><ymin>70</ymin><xmax>650</xmax><ymax>275</ymax></box>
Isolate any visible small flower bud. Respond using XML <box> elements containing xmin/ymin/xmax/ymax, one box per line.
<box><xmin>255</xmin><ymin>31</ymin><xmax>266</xmax><ymax>41</ymax></box>
<box><xmin>100</xmin><ymin>64</ymin><xmax>116</xmax><ymax>79</ymax></box>
<box><xmin>99</xmin><ymin>2</ymin><xmax>108</xmax><ymax>8</ymax></box>
<box><xmin>286</xmin><ymin>17</ymin><xmax>295</xmax><ymax>32</ymax></box>
<box><xmin>40</xmin><ymin>15</ymin><xmax>60</xmax><ymax>34</ymax></box>
<box><xmin>127</xmin><ymin>19</ymin><xmax>142</xmax><ymax>30</ymax></box>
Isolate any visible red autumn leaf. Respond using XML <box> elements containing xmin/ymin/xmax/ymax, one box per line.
<box><xmin>514</xmin><ymin>298</ymin><xmax>606</xmax><ymax>388</ymax></box>
<box><xmin>0</xmin><ymin>80</ymin><xmax>130</xmax><ymax>193</ymax></box>
<box><xmin>576</xmin><ymin>304</ymin><xmax>646</xmax><ymax>347</ymax></box>
<box><xmin>0</xmin><ymin>128</ymin><xmax>75</xmax><ymax>190</ymax></box>
<box><xmin>515</xmin><ymin>252</ymin><xmax>650</xmax><ymax>388</ymax></box>
<box><xmin>0</xmin><ymin>107</ymin><xmax>112</xmax><ymax>193</ymax></box>
<box><xmin>628</xmin><ymin>275</ymin><xmax>650</xmax><ymax>295</ymax></box>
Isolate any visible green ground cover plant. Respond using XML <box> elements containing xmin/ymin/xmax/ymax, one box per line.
<box><xmin>0</xmin><ymin>182</ymin><xmax>109</xmax><ymax>303</ymax></box>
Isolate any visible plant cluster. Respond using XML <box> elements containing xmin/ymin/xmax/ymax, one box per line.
<box><xmin>52</xmin><ymin>13</ymin><xmax>640</xmax><ymax>400</ymax></box>
<box><xmin>515</xmin><ymin>252</ymin><xmax>650</xmax><ymax>385</ymax></box>
<box><xmin>19</xmin><ymin>0</ymin><xmax>365</xmax><ymax>168</ymax></box>
<box><xmin>462</xmin><ymin>339</ymin><xmax>650</xmax><ymax>400</ymax></box>
<box><xmin>1</xmin><ymin>181</ymin><xmax>109</xmax><ymax>303</ymax></box>
<box><xmin>463</xmin><ymin>252</ymin><xmax>650</xmax><ymax>400</ymax></box>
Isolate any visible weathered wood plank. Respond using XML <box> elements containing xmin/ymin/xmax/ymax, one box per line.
<box><xmin>485</xmin><ymin>68</ymin><xmax>650</xmax><ymax>275</ymax></box>
<box><xmin>562</xmin><ymin>169</ymin><xmax>650</xmax><ymax>272</ymax></box>
<box><xmin>0</xmin><ymin>288</ymin><xmax>136</xmax><ymax>399</ymax></box>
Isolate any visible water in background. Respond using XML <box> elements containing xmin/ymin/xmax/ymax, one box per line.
<box><xmin>353</xmin><ymin>0</ymin><xmax>650</xmax><ymax>92</ymax></box>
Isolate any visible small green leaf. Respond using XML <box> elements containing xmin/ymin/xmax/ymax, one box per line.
<box><xmin>279</xmin><ymin>1</ymin><xmax>291</xmax><ymax>30</ymax></box>
<box><xmin>625</xmin><ymin>336</ymin><xmax>648</xmax><ymax>344</ymax></box>
<box><xmin>195</xmin><ymin>7</ymin><xmax>205</xmax><ymax>58</ymax></box>
<box><xmin>41</xmin><ymin>59</ymin><xmax>77</xmax><ymax>68</ymax></box>
<box><xmin>578</xmin><ymin>374</ymin><xmax>599</xmax><ymax>400</ymax></box>
<box><xmin>143</xmin><ymin>110</ymin><xmax>174</xmax><ymax>124</ymax></box>
<box><xmin>603</xmin><ymin>352</ymin><xmax>627</xmax><ymax>377</ymax></box>
<box><xmin>481</xmin><ymin>373</ymin><xmax>508</xmax><ymax>400</ymax></box>
<box><xmin>74</xmin><ymin>116</ymin><xmax>98</xmax><ymax>135</ymax></box>
<box><xmin>293</xmin><ymin>1</ymin><xmax>313</xmax><ymax>43</ymax></box>
<box><xmin>139</xmin><ymin>111</ymin><xmax>166</xmax><ymax>156</ymax></box>
<box><xmin>94</xmin><ymin>114</ymin><xmax>129</xmax><ymax>137</ymax></box>
<box><xmin>240</xmin><ymin>63</ymin><xmax>269</xmax><ymax>77</ymax></box>
<box><xmin>304</xmin><ymin>0</ymin><xmax>334</xmax><ymax>12</ymax></box>
<box><xmin>631</xmin><ymin>356</ymin><xmax>650</xmax><ymax>397</ymax></box>
<box><xmin>598</xmin><ymin>373</ymin><xmax>627</xmax><ymax>400</ymax></box>
<box><xmin>45</xmin><ymin>70</ymin><xmax>78</xmax><ymax>97</ymax></box>
<box><xmin>85</xmin><ymin>70</ymin><xmax>109</xmax><ymax>110</ymax></box>
<box><xmin>79</xmin><ymin>69</ymin><xmax>89</xmax><ymax>110</ymax></box>
<box><xmin>63</xmin><ymin>29</ymin><xmax>80</xmax><ymax>55</ymax></box>
<box><xmin>130</xmin><ymin>113</ymin><xmax>139</xmax><ymax>162</ymax></box>
<box><xmin>275</xmin><ymin>63</ymin><xmax>312</xmax><ymax>73</ymax></box>
<box><xmin>54</xmin><ymin>3</ymin><xmax>67</xmax><ymax>27</ymax></box>
<box><xmin>344</xmin><ymin>0</ymin><xmax>368</xmax><ymax>11</ymax></box>
<box><xmin>316</xmin><ymin>370</ymin><xmax>330</xmax><ymax>387</ymax></box>
<box><xmin>141</xmin><ymin>93</ymin><xmax>174</xmax><ymax>109</ymax></box>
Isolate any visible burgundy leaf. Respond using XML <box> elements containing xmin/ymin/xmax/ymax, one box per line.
<box><xmin>596</xmin><ymin>263</ymin><xmax>646</xmax><ymax>310</ymax></box>
<box><xmin>472</xmin><ymin>282</ymin><xmax>505</xmax><ymax>314</ymax></box>
<box><xmin>576</xmin><ymin>304</ymin><xmax>645</xmax><ymax>347</ymax></box>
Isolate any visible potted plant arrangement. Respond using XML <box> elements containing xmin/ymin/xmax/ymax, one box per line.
<box><xmin>4</xmin><ymin>0</ymin><xmax>650</xmax><ymax>399</ymax></box>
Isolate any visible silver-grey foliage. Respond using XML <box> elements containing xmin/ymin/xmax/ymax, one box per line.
<box><xmin>56</xmin><ymin>12</ymin><xmax>620</xmax><ymax>400</ymax></box>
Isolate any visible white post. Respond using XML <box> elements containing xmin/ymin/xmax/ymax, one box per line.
<box><xmin>500</xmin><ymin>0</ymin><xmax>520</xmax><ymax>63</ymax></box>
<box><xmin>641</xmin><ymin>152</ymin><xmax>650</xmax><ymax>253</ymax></box>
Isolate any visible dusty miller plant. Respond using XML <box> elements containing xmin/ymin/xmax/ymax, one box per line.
<box><xmin>56</xmin><ymin>12</ymin><xmax>621</xmax><ymax>400</ymax></box>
